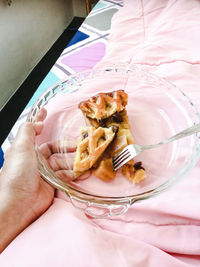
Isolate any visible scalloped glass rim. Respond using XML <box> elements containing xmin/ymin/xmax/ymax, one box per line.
<box><xmin>27</xmin><ymin>66</ymin><xmax>200</xmax><ymax>204</ymax></box>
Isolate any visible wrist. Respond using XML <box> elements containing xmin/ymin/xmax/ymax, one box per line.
<box><xmin>0</xmin><ymin>189</ymin><xmax>34</xmax><ymax>252</ymax></box>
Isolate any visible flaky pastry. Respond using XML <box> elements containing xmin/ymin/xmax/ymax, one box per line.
<box><xmin>79</xmin><ymin>90</ymin><xmax>128</xmax><ymax>121</ymax></box>
<box><xmin>73</xmin><ymin>126</ymin><xmax>118</xmax><ymax>177</ymax></box>
<box><xmin>75</xmin><ymin>90</ymin><xmax>146</xmax><ymax>183</ymax></box>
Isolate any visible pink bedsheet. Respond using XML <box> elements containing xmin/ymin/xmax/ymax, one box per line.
<box><xmin>1</xmin><ymin>0</ymin><xmax>200</xmax><ymax>266</ymax></box>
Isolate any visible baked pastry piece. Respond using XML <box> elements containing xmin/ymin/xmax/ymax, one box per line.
<box><xmin>73</xmin><ymin>126</ymin><xmax>118</xmax><ymax>177</ymax></box>
<box><xmin>78</xmin><ymin>90</ymin><xmax>146</xmax><ymax>183</ymax></box>
<box><xmin>79</xmin><ymin>90</ymin><xmax>128</xmax><ymax>121</ymax></box>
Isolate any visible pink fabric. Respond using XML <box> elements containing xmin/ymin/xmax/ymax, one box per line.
<box><xmin>1</xmin><ymin>0</ymin><xmax>200</xmax><ymax>266</ymax></box>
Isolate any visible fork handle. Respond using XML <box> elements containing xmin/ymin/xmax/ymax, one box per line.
<box><xmin>142</xmin><ymin>122</ymin><xmax>200</xmax><ymax>150</ymax></box>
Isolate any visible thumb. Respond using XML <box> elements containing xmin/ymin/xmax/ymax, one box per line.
<box><xmin>33</xmin><ymin>121</ymin><xmax>44</xmax><ymax>135</ymax></box>
<box><xmin>12</xmin><ymin>122</ymin><xmax>36</xmax><ymax>153</ymax></box>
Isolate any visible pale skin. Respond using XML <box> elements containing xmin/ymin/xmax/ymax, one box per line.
<box><xmin>0</xmin><ymin>122</ymin><xmax>54</xmax><ymax>253</ymax></box>
<box><xmin>0</xmin><ymin>109</ymin><xmax>77</xmax><ymax>253</ymax></box>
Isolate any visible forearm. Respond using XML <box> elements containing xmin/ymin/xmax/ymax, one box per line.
<box><xmin>0</xmin><ymin>189</ymin><xmax>32</xmax><ymax>253</ymax></box>
<box><xmin>0</xmin><ymin>194</ymin><xmax>18</xmax><ymax>252</ymax></box>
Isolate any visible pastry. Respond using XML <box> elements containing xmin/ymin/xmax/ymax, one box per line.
<box><xmin>73</xmin><ymin>126</ymin><xmax>118</xmax><ymax>177</ymax></box>
<box><xmin>79</xmin><ymin>90</ymin><xmax>128</xmax><ymax>120</ymax></box>
<box><xmin>75</xmin><ymin>90</ymin><xmax>146</xmax><ymax>183</ymax></box>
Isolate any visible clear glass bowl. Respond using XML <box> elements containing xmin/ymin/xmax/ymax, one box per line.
<box><xmin>27</xmin><ymin>66</ymin><xmax>200</xmax><ymax>218</ymax></box>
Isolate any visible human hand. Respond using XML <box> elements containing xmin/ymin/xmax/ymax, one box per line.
<box><xmin>39</xmin><ymin>139</ymin><xmax>77</xmax><ymax>182</ymax></box>
<box><xmin>0</xmin><ymin>110</ymin><xmax>54</xmax><ymax>252</ymax></box>
<box><xmin>0</xmin><ymin>107</ymin><xmax>83</xmax><ymax>252</ymax></box>
<box><xmin>0</xmin><ymin>110</ymin><xmax>54</xmax><ymax>211</ymax></box>
<box><xmin>37</xmin><ymin>111</ymin><xmax>89</xmax><ymax>182</ymax></box>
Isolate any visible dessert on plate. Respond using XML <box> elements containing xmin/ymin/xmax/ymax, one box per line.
<box><xmin>73</xmin><ymin>90</ymin><xmax>146</xmax><ymax>183</ymax></box>
<box><xmin>73</xmin><ymin>125</ymin><xmax>118</xmax><ymax>178</ymax></box>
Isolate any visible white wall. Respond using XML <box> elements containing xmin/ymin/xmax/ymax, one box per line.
<box><xmin>0</xmin><ymin>0</ymin><xmax>73</xmax><ymax>110</ymax></box>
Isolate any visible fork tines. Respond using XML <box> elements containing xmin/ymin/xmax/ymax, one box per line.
<box><xmin>112</xmin><ymin>146</ymin><xmax>132</xmax><ymax>171</ymax></box>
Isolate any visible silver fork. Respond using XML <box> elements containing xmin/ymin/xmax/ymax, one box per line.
<box><xmin>113</xmin><ymin>123</ymin><xmax>200</xmax><ymax>171</ymax></box>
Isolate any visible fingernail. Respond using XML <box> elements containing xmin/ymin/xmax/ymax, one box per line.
<box><xmin>34</xmin><ymin>121</ymin><xmax>44</xmax><ymax>135</ymax></box>
<box><xmin>34</xmin><ymin>121</ymin><xmax>43</xmax><ymax>127</ymax></box>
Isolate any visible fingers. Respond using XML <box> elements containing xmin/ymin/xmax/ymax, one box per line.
<box><xmin>50</xmin><ymin>140</ymin><xmax>77</xmax><ymax>154</ymax></box>
<box><xmin>39</xmin><ymin>143</ymin><xmax>52</xmax><ymax>160</ymax></box>
<box><xmin>76</xmin><ymin>171</ymin><xmax>91</xmax><ymax>181</ymax></box>
<box><xmin>55</xmin><ymin>170</ymin><xmax>75</xmax><ymax>182</ymax></box>
<box><xmin>41</xmin><ymin>152</ymin><xmax>76</xmax><ymax>182</ymax></box>
<box><xmin>3</xmin><ymin>122</ymin><xmax>37</xmax><ymax>170</ymax></box>
<box><xmin>49</xmin><ymin>154</ymin><xmax>91</xmax><ymax>182</ymax></box>
<box><xmin>38</xmin><ymin>141</ymin><xmax>91</xmax><ymax>183</ymax></box>
<box><xmin>39</xmin><ymin>140</ymin><xmax>77</xmax><ymax>160</ymax></box>
<box><xmin>35</xmin><ymin>108</ymin><xmax>47</xmax><ymax>122</ymax></box>
<box><xmin>32</xmin><ymin>108</ymin><xmax>47</xmax><ymax>135</ymax></box>
<box><xmin>38</xmin><ymin>141</ymin><xmax>77</xmax><ymax>183</ymax></box>
<box><xmin>48</xmin><ymin>153</ymin><xmax>75</xmax><ymax>171</ymax></box>
<box><xmin>54</xmin><ymin>170</ymin><xmax>90</xmax><ymax>182</ymax></box>
<box><xmin>9</xmin><ymin>108</ymin><xmax>47</xmax><ymax>154</ymax></box>
<box><xmin>33</xmin><ymin>122</ymin><xmax>44</xmax><ymax>135</ymax></box>
<box><xmin>5</xmin><ymin>117</ymin><xmax>45</xmax><ymax>158</ymax></box>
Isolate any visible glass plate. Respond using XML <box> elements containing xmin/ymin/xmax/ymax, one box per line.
<box><xmin>27</xmin><ymin>66</ymin><xmax>200</xmax><ymax>218</ymax></box>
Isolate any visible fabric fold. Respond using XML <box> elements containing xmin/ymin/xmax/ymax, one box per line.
<box><xmin>1</xmin><ymin>0</ymin><xmax>200</xmax><ymax>266</ymax></box>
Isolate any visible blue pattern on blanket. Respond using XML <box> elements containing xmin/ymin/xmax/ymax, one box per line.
<box><xmin>0</xmin><ymin>148</ymin><xmax>4</xmax><ymax>169</ymax></box>
<box><xmin>66</xmin><ymin>31</ymin><xmax>89</xmax><ymax>48</ymax></box>
<box><xmin>26</xmin><ymin>72</ymin><xmax>60</xmax><ymax>108</ymax></box>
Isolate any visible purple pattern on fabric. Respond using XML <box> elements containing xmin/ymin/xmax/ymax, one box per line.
<box><xmin>61</xmin><ymin>42</ymin><xmax>106</xmax><ymax>72</ymax></box>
